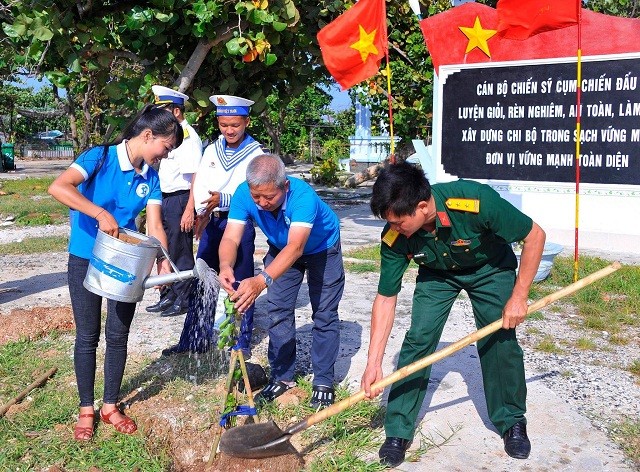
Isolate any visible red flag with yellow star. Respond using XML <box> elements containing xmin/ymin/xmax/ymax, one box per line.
<box><xmin>496</xmin><ymin>0</ymin><xmax>579</xmax><ymax>40</ymax></box>
<box><xmin>317</xmin><ymin>0</ymin><xmax>387</xmax><ymax>90</ymax></box>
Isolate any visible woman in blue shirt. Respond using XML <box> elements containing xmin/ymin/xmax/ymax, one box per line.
<box><xmin>48</xmin><ymin>105</ymin><xmax>183</xmax><ymax>441</ymax></box>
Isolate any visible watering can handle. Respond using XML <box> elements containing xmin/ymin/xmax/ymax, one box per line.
<box><xmin>147</xmin><ymin>236</ymin><xmax>181</xmax><ymax>273</ymax></box>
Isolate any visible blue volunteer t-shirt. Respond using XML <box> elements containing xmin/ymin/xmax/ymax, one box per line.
<box><xmin>68</xmin><ymin>142</ymin><xmax>162</xmax><ymax>259</ymax></box>
<box><xmin>229</xmin><ymin>176</ymin><xmax>340</xmax><ymax>255</ymax></box>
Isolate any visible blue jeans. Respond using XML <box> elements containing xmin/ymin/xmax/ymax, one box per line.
<box><xmin>264</xmin><ymin>240</ymin><xmax>344</xmax><ymax>387</ymax></box>
<box><xmin>68</xmin><ymin>254</ymin><xmax>136</xmax><ymax>407</ymax></box>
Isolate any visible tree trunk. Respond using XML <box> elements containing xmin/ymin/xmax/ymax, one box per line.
<box><xmin>59</xmin><ymin>90</ymin><xmax>80</xmax><ymax>151</ymax></box>
<box><xmin>80</xmin><ymin>82</ymin><xmax>93</xmax><ymax>150</ymax></box>
<box><xmin>260</xmin><ymin>110</ymin><xmax>283</xmax><ymax>156</ymax></box>
<box><xmin>343</xmin><ymin>161</ymin><xmax>386</xmax><ymax>188</ymax></box>
<box><xmin>174</xmin><ymin>24</ymin><xmax>243</xmax><ymax>92</ymax></box>
<box><xmin>342</xmin><ymin>141</ymin><xmax>418</xmax><ymax>188</ymax></box>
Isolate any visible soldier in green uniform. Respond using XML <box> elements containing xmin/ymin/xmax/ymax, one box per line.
<box><xmin>361</xmin><ymin>162</ymin><xmax>546</xmax><ymax>467</ymax></box>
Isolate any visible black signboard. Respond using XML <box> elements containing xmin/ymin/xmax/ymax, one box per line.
<box><xmin>440</xmin><ymin>56</ymin><xmax>640</xmax><ymax>184</ymax></box>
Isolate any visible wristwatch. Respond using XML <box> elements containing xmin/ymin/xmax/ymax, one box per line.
<box><xmin>259</xmin><ymin>270</ymin><xmax>273</xmax><ymax>287</ymax></box>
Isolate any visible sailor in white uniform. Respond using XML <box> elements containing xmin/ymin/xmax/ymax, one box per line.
<box><xmin>163</xmin><ymin>95</ymin><xmax>262</xmax><ymax>355</ymax></box>
<box><xmin>146</xmin><ymin>85</ymin><xmax>203</xmax><ymax>317</ymax></box>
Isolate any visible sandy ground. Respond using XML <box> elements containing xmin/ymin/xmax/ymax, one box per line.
<box><xmin>1</xmin><ymin>158</ymin><xmax>638</xmax><ymax>471</ymax></box>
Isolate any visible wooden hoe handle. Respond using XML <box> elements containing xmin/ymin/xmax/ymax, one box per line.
<box><xmin>293</xmin><ymin>262</ymin><xmax>622</xmax><ymax>433</ymax></box>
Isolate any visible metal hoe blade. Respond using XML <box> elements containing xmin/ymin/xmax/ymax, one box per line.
<box><xmin>218</xmin><ymin>421</ymin><xmax>299</xmax><ymax>459</ymax></box>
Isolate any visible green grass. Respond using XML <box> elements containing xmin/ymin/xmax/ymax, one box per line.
<box><xmin>535</xmin><ymin>335</ymin><xmax>563</xmax><ymax>354</ymax></box>
<box><xmin>343</xmin><ymin>244</ymin><xmax>381</xmax><ymax>261</ymax></box>
<box><xmin>534</xmin><ymin>256</ymin><xmax>640</xmax><ymax>335</ymax></box>
<box><xmin>575</xmin><ymin>337</ymin><xmax>597</xmax><ymax>351</ymax></box>
<box><xmin>2</xmin><ymin>331</ymin><xmax>438</xmax><ymax>471</ymax></box>
<box><xmin>527</xmin><ymin>311</ymin><xmax>544</xmax><ymax>321</ymax></box>
<box><xmin>345</xmin><ymin>261</ymin><xmax>380</xmax><ymax>273</ymax></box>
<box><xmin>344</xmin><ymin>244</ymin><xmax>381</xmax><ymax>273</ymax></box>
<box><xmin>628</xmin><ymin>359</ymin><xmax>640</xmax><ymax>377</ymax></box>
<box><xmin>0</xmin><ymin>236</ymin><xmax>69</xmax><ymax>255</ymax></box>
<box><xmin>0</xmin><ymin>335</ymin><xmax>171</xmax><ymax>471</ymax></box>
<box><xmin>0</xmin><ymin>177</ymin><xmax>68</xmax><ymax>226</ymax></box>
<box><xmin>610</xmin><ymin>417</ymin><xmax>640</xmax><ymax>467</ymax></box>
<box><xmin>609</xmin><ymin>334</ymin><xmax>629</xmax><ymax>346</ymax></box>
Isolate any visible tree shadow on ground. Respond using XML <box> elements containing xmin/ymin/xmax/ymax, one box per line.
<box><xmin>0</xmin><ymin>271</ymin><xmax>67</xmax><ymax>304</ymax></box>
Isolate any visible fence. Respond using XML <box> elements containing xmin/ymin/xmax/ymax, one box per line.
<box><xmin>18</xmin><ymin>142</ymin><xmax>75</xmax><ymax>159</ymax></box>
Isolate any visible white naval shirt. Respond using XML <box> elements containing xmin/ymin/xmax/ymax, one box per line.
<box><xmin>158</xmin><ymin>120</ymin><xmax>203</xmax><ymax>193</ymax></box>
<box><xmin>192</xmin><ymin>134</ymin><xmax>263</xmax><ymax>214</ymax></box>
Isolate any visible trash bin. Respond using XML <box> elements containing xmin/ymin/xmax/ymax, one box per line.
<box><xmin>2</xmin><ymin>143</ymin><xmax>15</xmax><ymax>171</ymax></box>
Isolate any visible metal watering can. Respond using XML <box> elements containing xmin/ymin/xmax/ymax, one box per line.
<box><xmin>83</xmin><ymin>227</ymin><xmax>209</xmax><ymax>303</ymax></box>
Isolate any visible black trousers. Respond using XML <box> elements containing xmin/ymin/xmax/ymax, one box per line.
<box><xmin>161</xmin><ymin>190</ymin><xmax>195</xmax><ymax>306</ymax></box>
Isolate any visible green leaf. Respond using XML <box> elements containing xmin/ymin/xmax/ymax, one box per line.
<box><xmin>272</xmin><ymin>21</ymin><xmax>287</xmax><ymax>32</ymax></box>
<box><xmin>70</xmin><ymin>57</ymin><xmax>81</xmax><ymax>73</ymax></box>
<box><xmin>45</xmin><ymin>71</ymin><xmax>71</xmax><ymax>88</ymax></box>
<box><xmin>3</xmin><ymin>22</ymin><xmax>27</xmax><ymax>38</ymax></box>
<box><xmin>264</xmin><ymin>53</ymin><xmax>277</xmax><ymax>66</ymax></box>
<box><xmin>32</xmin><ymin>25</ymin><xmax>54</xmax><ymax>41</ymax></box>
<box><xmin>104</xmin><ymin>82</ymin><xmax>124</xmax><ymax>100</ymax></box>
<box><xmin>77</xmin><ymin>31</ymin><xmax>90</xmax><ymax>43</ymax></box>
<box><xmin>150</xmin><ymin>33</ymin><xmax>167</xmax><ymax>45</ymax></box>
<box><xmin>225</xmin><ymin>37</ymin><xmax>246</xmax><ymax>55</ymax></box>
<box><xmin>155</xmin><ymin>12</ymin><xmax>173</xmax><ymax>22</ymax></box>
<box><xmin>283</xmin><ymin>0</ymin><xmax>297</xmax><ymax>19</ymax></box>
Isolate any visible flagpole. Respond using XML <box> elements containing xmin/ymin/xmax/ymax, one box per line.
<box><xmin>573</xmin><ymin>2</ymin><xmax>582</xmax><ymax>282</ymax></box>
<box><xmin>385</xmin><ymin>56</ymin><xmax>395</xmax><ymax>162</ymax></box>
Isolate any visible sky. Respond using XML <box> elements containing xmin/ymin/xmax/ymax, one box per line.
<box><xmin>329</xmin><ymin>84</ymin><xmax>352</xmax><ymax>111</ymax></box>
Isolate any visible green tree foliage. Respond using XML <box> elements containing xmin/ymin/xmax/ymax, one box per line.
<box><xmin>252</xmin><ymin>85</ymin><xmax>334</xmax><ymax>158</ymax></box>
<box><xmin>587</xmin><ymin>0</ymin><xmax>639</xmax><ymax>17</ymax></box>
<box><xmin>1</xmin><ymin>0</ymin><xmax>337</xmax><ymax>150</ymax></box>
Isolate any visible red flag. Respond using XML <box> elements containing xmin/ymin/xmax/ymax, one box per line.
<box><xmin>317</xmin><ymin>0</ymin><xmax>387</xmax><ymax>90</ymax></box>
<box><xmin>497</xmin><ymin>0</ymin><xmax>579</xmax><ymax>40</ymax></box>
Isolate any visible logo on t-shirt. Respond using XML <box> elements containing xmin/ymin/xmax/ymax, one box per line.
<box><xmin>136</xmin><ymin>183</ymin><xmax>150</xmax><ymax>198</ymax></box>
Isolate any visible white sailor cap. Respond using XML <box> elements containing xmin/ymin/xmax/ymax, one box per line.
<box><xmin>152</xmin><ymin>85</ymin><xmax>189</xmax><ymax>106</ymax></box>
<box><xmin>210</xmin><ymin>95</ymin><xmax>254</xmax><ymax>116</ymax></box>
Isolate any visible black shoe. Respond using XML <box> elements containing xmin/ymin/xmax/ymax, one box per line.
<box><xmin>310</xmin><ymin>385</ymin><xmax>335</xmax><ymax>409</ymax></box>
<box><xmin>254</xmin><ymin>380</ymin><xmax>294</xmax><ymax>404</ymax></box>
<box><xmin>503</xmin><ymin>421</ymin><xmax>531</xmax><ymax>459</ymax></box>
<box><xmin>146</xmin><ymin>297</ymin><xmax>174</xmax><ymax>313</ymax></box>
<box><xmin>161</xmin><ymin>344</ymin><xmax>188</xmax><ymax>356</ymax></box>
<box><xmin>160</xmin><ymin>303</ymin><xmax>188</xmax><ymax>317</ymax></box>
<box><xmin>379</xmin><ymin>436</ymin><xmax>412</xmax><ymax>468</ymax></box>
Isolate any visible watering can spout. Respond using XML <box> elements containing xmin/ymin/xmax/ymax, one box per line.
<box><xmin>143</xmin><ymin>258</ymin><xmax>211</xmax><ymax>290</ymax></box>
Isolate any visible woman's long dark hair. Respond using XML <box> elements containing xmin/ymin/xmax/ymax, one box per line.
<box><xmin>84</xmin><ymin>104</ymin><xmax>183</xmax><ymax>185</ymax></box>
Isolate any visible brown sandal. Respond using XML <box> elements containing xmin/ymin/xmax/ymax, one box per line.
<box><xmin>100</xmin><ymin>408</ymin><xmax>137</xmax><ymax>434</ymax></box>
<box><xmin>74</xmin><ymin>412</ymin><xmax>95</xmax><ymax>441</ymax></box>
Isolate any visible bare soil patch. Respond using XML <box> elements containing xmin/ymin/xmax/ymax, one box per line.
<box><xmin>0</xmin><ymin>306</ymin><xmax>74</xmax><ymax>344</ymax></box>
